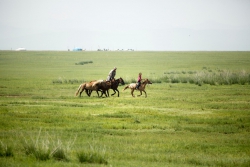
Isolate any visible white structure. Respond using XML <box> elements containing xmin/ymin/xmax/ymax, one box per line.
<box><xmin>16</xmin><ymin>48</ymin><xmax>26</xmax><ymax>51</ymax></box>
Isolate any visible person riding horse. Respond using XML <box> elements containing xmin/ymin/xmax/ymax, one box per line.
<box><xmin>136</xmin><ymin>72</ymin><xmax>142</xmax><ymax>89</ymax></box>
<box><xmin>107</xmin><ymin>67</ymin><xmax>117</xmax><ymax>81</ymax></box>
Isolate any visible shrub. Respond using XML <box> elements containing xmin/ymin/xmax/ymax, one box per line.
<box><xmin>75</xmin><ymin>61</ymin><xmax>93</xmax><ymax>65</ymax></box>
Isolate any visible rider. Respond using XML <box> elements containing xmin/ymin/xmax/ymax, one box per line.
<box><xmin>107</xmin><ymin>67</ymin><xmax>117</xmax><ymax>81</ymax></box>
<box><xmin>136</xmin><ymin>72</ymin><xmax>142</xmax><ymax>89</ymax></box>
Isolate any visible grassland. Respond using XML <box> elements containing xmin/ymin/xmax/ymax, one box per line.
<box><xmin>0</xmin><ymin>51</ymin><xmax>250</xmax><ymax>166</ymax></box>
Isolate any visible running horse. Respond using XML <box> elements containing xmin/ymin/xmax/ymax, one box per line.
<box><xmin>110</xmin><ymin>77</ymin><xmax>125</xmax><ymax>97</ymax></box>
<box><xmin>123</xmin><ymin>78</ymin><xmax>152</xmax><ymax>97</ymax></box>
<box><xmin>85</xmin><ymin>77</ymin><xmax>125</xmax><ymax>97</ymax></box>
<box><xmin>75</xmin><ymin>80</ymin><xmax>111</xmax><ymax>97</ymax></box>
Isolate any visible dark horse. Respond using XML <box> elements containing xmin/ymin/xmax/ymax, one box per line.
<box><xmin>87</xmin><ymin>77</ymin><xmax>125</xmax><ymax>97</ymax></box>
<box><xmin>110</xmin><ymin>77</ymin><xmax>125</xmax><ymax>97</ymax></box>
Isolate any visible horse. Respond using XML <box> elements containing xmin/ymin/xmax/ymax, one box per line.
<box><xmin>75</xmin><ymin>80</ymin><xmax>100</xmax><ymax>97</ymax></box>
<box><xmin>75</xmin><ymin>80</ymin><xmax>111</xmax><ymax>97</ymax></box>
<box><xmin>88</xmin><ymin>77</ymin><xmax>125</xmax><ymax>97</ymax></box>
<box><xmin>110</xmin><ymin>77</ymin><xmax>125</xmax><ymax>97</ymax></box>
<box><xmin>123</xmin><ymin>79</ymin><xmax>152</xmax><ymax>97</ymax></box>
<box><xmin>94</xmin><ymin>80</ymin><xmax>112</xmax><ymax>97</ymax></box>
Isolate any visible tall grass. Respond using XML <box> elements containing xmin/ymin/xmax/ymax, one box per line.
<box><xmin>22</xmin><ymin>129</ymin><xmax>76</xmax><ymax>161</ymax></box>
<box><xmin>0</xmin><ymin>141</ymin><xmax>14</xmax><ymax>157</ymax></box>
<box><xmin>53</xmin><ymin>69</ymin><xmax>249</xmax><ymax>86</ymax></box>
<box><xmin>158</xmin><ymin>69</ymin><xmax>249</xmax><ymax>86</ymax></box>
<box><xmin>52</xmin><ymin>78</ymin><xmax>85</xmax><ymax>84</ymax></box>
<box><xmin>77</xmin><ymin>143</ymin><xmax>108</xmax><ymax>165</ymax></box>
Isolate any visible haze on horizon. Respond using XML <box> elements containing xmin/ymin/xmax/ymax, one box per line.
<box><xmin>0</xmin><ymin>0</ymin><xmax>250</xmax><ymax>51</ymax></box>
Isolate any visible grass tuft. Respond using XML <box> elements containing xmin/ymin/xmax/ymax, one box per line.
<box><xmin>77</xmin><ymin>143</ymin><xmax>108</xmax><ymax>165</ymax></box>
<box><xmin>77</xmin><ymin>151</ymin><xmax>108</xmax><ymax>165</ymax></box>
<box><xmin>51</xmin><ymin>147</ymin><xmax>68</xmax><ymax>161</ymax></box>
<box><xmin>0</xmin><ymin>141</ymin><xmax>14</xmax><ymax>157</ymax></box>
<box><xmin>22</xmin><ymin>128</ymin><xmax>76</xmax><ymax>161</ymax></box>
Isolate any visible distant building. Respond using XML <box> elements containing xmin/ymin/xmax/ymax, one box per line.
<box><xmin>16</xmin><ymin>48</ymin><xmax>26</xmax><ymax>51</ymax></box>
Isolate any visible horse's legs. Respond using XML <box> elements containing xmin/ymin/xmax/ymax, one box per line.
<box><xmin>85</xmin><ymin>89</ymin><xmax>91</xmax><ymax>97</ymax></box>
<box><xmin>131</xmin><ymin>89</ymin><xmax>135</xmax><ymax>97</ymax></box>
<box><xmin>137</xmin><ymin>91</ymin><xmax>142</xmax><ymax>97</ymax></box>
<box><xmin>89</xmin><ymin>90</ymin><xmax>93</xmax><ymax>96</ymax></box>
<box><xmin>117</xmin><ymin>89</ymin><xmax>119</xmax><ymax>97</ymax></box>
<box><xmin>111</xmin><ymin>89</ymin><xmax>116</xmax><ymax>96</ymax></box>
<box><xmin>100</xmin><ymin>90</ymin><xmax>105</xmax><ymax>97</ymax></box>
<box><xmin>142</xmin><ymin>90</ymin><xmax>147</xmax><ymax>98</ymax></box>
<box><xmin>96</xmin><ymin>90</ymin><xmax>100</xmax><ymax>97</ymax></box>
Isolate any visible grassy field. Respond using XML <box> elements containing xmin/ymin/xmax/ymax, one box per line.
<box><xmin>0</xmin><ymin>51</ymin><xmax>250</xmax><ymax>166</ymax></box>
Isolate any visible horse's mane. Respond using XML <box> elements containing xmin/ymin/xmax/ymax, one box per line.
<box><xmin>142</xmin><ymin>78</ymin><xmax>148</xmax><ymax>83</ymax></box>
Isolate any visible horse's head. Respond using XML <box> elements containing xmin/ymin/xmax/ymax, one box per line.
<box><xmin>119</xmin><ymin>77</ymin><xmax>125</xmax><ymax>85</ymax></box>
<box><xmin>143</xmin><ymin>79</ymin><xmax>152</xmax><ymax>84</ymax></box>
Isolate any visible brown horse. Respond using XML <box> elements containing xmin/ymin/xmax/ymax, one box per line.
<box><xmin>95</xmin><ymin>80</ymin><xmax>112</xmax><ymax>97</ymax></box>
<box><xmin>110</xmin><ymin>77</ymin><xmax>125</xmax><ymax>97</ymax></box>
<box><xmin>123</xmin><ymin>79</ymin><xmax>152</xmax><ymax>97</ymax></box>
<box><xmin>75</xmin><ymin>80</ymin><xmax>111</xmax><ymax>97</ymax></box>
<box><xmin>88</xmin><ymin>77</ymin><xmax>125</xmax><ymax>97</ymax></box>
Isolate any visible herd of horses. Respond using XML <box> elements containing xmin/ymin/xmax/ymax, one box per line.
<box><xmin>75</xmin><ymin>77</ymin><xmax>152</xmax><ymax>98</ymax></box>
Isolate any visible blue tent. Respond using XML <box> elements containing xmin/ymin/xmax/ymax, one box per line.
<box><xmin>73</xmin><ymin>48</ymin><xmax>82</xmax><ymax>51</ymax></box>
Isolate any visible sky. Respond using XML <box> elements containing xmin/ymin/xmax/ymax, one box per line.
<box><xmin>0</xmin><ymin>0</ymin><xmax>250</xmax><ymax>51</ymax></box>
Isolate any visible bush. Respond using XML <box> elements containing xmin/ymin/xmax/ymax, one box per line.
<box><xmin>75</xmin><ymin>61</ymin><xmax>93</xmax><ymax>65</ymax></box>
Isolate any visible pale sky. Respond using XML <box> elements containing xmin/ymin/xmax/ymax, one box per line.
<box><xmin>0</xmin><ymin>0</ymin><xmax>250</xmax><ymax>51</ymax></box>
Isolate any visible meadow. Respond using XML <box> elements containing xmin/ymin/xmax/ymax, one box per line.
<box><xmin>0</xmin><ymin>51</ymin><xmax>250</xmax><ymax>167</ymax></box>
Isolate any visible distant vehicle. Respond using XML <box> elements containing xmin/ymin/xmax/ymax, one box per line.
<box><xmin>16</xmin><ymin>48</ymin><xmax>26</xmax><ymax>51</ymax></box>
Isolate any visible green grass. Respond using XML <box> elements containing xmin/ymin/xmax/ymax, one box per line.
<box><xmin>0</xmin><ymin>51</ymin><xmax>250</xmax><ymax>166</ymax></box>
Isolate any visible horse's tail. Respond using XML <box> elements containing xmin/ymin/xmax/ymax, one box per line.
<box><xmin>123</xmin><ymin>85</ymin><xmax>129</xmax><ymax>91</ymax></box>
<box><xmin>75</xmin><ymin>84</ymin><xmax>84</xmax><ymax>96</ymax></box>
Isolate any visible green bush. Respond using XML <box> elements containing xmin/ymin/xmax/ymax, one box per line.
<box><xmin>75</xmin><ymin>61</ymin><xmax>93</xmax><ymax>65</ymax></box>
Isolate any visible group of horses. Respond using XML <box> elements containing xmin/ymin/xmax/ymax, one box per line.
<box><xmin>75</xmin><ymin>77</ymin><xmax>152</xmax><ymax>98</ymax></box>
